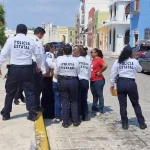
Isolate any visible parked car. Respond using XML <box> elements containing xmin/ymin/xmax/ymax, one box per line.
<box><xmin>132</xmin><ymin>40</ymin><xmax>150</xmax><ymax>59</ymax></box>
<box><xmin>139</xmin><ymin>50</ymin><xmax>150</xmax><ymax>72</ymax></box>
<box><xmin>51</xmin><ymin>42</ymin><xmax>64</xmax><ymax>48</ymax></box>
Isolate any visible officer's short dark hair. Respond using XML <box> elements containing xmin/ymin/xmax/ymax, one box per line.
<box><xmin>16</xmin><ymin>24</ymin><xmax>27</xmax><ymax>34</ymax></box>
<box><xmin>63</xmin><ymin>44</ymin><xmax>72</xmax><ymax>55</ymax></box>
<box><xmin>34</xmin><ymin>27</ymin><xmax>45</xmax><ymax>35</ymax></box>
<box><xmin>57</xmin><ymin>48</ymin><xmax>64</xmax><ymax>57</ymax></box>
<box><xmin>80</xmin><ymin>48</ymin><xmax>87</xmax><ymax>57</ymax></box>
<box><xmin>44</xmin><ymin>43</ymin><xmax>54</xmax><ymax>53</ymax></box>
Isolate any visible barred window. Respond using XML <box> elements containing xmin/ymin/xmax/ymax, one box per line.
<box><xmin>145</xmin><ymin>28</ymin><xmax>150</xmax><ymax>39</ymax></box>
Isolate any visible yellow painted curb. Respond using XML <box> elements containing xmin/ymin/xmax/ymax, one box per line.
<box><xmin>35</xmin><ymin>112</ymin><xmax>50</xmax><ymax>150</ymax></box>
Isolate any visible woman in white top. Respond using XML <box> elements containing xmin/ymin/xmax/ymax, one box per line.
<box><xmin>111</xmin><ymin>45</ymin><xmax>147</xmax><ymax>130</ymax></box>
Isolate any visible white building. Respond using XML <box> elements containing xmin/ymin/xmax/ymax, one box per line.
<box><xmin>42</xmin><ymin>23</ymin><xmax>60</xmax><ymax>44</ymax></box>
<box><xmin>77</xmin><ymin>0</ymin><xmax>109</xmax><ymax>46</ymax></box>
<box><xmin>103</xmin><ymin>0</ymin><xmax>130</xmax><ymax>55</ymax></box>
<box><xmin>5</xmin><ymin>29</ymin><xmax>34</xmax><ymax>38</ymax></box>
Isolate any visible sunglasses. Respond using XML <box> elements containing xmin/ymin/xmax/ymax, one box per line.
<box><xmin>91</xmin><ymin>51</ymin><xmax>96</xmax><ymax>54</ymax></box>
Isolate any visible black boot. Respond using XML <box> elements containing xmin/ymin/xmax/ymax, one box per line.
<box><xmin>14</xmin><ymin>99</ymin><xmax>20</xmax><ymax>105</ymax></box>
<box><xmin>122</xmin><ymin>124</ymin><xmax>129</xmax><ymax>130</ymax></box>
<box><xmin>140</xmin><ymin>124</ymin><xmax>147</xmax><ymax>130</ymax></box>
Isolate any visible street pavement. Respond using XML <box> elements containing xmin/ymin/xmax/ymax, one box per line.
<box><xmin>45</xmin><ymin>58</ymin><xmax>150</xmax><ymax>150</ymax></box>
<box><xmin>0</xmin><ymin>58</ymin><xmax>150</xmax><ymax>150</ymax></box>
<box><xmin>0</xmin><ymin>64</ymin><xmax>36</xmax><ymax>150</ymax></box>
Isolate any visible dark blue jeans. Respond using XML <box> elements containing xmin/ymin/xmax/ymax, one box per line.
<box><xmin>90</xmin><ymin>79</ymin><xmax>105</xmax><ymax>112</ymax></box>
<box><xmin>117</xmin><ymin>78</ymin><xmax>145</xmax><ymax>125</ymax></box>
<box><xmin>53</xmin><ymin>82</ymin><xmax>61</xmax><ymax>119</ymax></box>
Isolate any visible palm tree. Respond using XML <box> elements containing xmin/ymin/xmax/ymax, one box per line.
<box><xmin>0</xmin><ymin>4</ymin><xmax>7</xmax><ymax>48</ymax></box>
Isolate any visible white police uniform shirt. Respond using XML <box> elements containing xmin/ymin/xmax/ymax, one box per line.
<box><xmin>31</xmin><ymin>35</ymin><xmax>44</xmax><ymax>62</ymax></box>
<box><xmin>31</xmin><ymin>35</ymin><xmax>46</xmax><ymax>74</ymax></box>
<box><xmin>78</xmin><ymin>56</ymin><xmax>91</xmax><ymax>80</ymax></box>
<box><xmin>46</xmin><ymin>52</ymin><xmax>55</xmax><ymax>69</ymax></box>
<box><xmin>54</xmin><ymin>55</ymin><xmax>79</xmax><ymax>77</ymax></box>
<box><xmin>111</xmin><ymin>58</ymin><xmax>142</xmax><ymax>86</ymax></box>
<box><xmin>0</xmin><ymin>34</ymin><xmax>42</xmax><ymax>69</ymax></box>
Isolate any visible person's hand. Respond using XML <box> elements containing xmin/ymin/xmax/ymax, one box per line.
<box><xmin>0</xmin><ymin>70</ymin><xmax>2</xmax><ymax>78</ymax></box>
<box><xmin>96</xmin><ymin>72</ymin><xmax>102</xmax><ymax>76</ymax></box>
<box><xmin>36</xmin><ymin>67</ymin><xmax>41</xmax><ymax>73</ymax></box>
<box><xmin>110</xmin><ymin>86</ymin><xmax>114</xmax><ymax>91</ymax></box>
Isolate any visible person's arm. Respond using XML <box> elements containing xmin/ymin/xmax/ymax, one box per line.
<box><xmin>43</xmin><ymin>70</ymin><xmax>54</xmax><ymax>77</ymax></box>
<box><xmin>135</xmin><ymin>60</ymin><xmax>142</xmax><ymax>72</ymax></box>
<box><xmin>46</xmin><ymin>57</ymin><xmax>55</xmax><ymax>69</ymax></box>
<box><xmin>110</xmin><ymin>60</ymin><xmax>119</xmax><ymax>89</ymax></box>
<box><xmin>96</xmin><ymin>58</ymin><xmax>108</xmax><ymax>76</ymax></box>
<box><xmin>0</xmin><ymin>39</ymin><xmax>11</xmax><ymax>77</ymax></box>
<box><xmin>32</xmin><ymin>42</ymin><xmax>42</xmax><ymax>69</ymax></box>
<box><xmin>54</xmin><ymin>59</ymin><xmax>60</xmax><ymax>77</ymax></box>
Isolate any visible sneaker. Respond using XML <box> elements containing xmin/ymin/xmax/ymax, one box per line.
<box><xmin>95</xmin><ymin>112</ymin><xmax>103</xmax><ymax>116</ymax></box>
<box><xmin>140</xmin><ymin>124</ymin><xmax>147</xmax><ymax>130</ymax></box>
<box><xmin>53</xmin><ymin>118</ymin><xmax>60</xmax><ymax>123</ymax></box>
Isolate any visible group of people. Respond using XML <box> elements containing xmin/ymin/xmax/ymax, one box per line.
<box><xmin>0</xmin><ymin>24</ymin><xmax>147</xmax><ymax>130</ymax></box>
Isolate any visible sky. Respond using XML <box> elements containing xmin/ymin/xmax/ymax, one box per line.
<box><xmin>1</xmin><ymin>0</ymin><xmax>79</xmax><ymax>29</ymax></box>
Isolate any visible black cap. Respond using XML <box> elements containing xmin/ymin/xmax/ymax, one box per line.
<box><xmin>16</xmin><ymin>24</ymin><xmax>27</xmax><ymax>35</ymax></box>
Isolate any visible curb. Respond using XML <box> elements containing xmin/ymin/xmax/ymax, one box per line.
<box><xmin>34</xmin><ymin>112</ymin><xmax>50</xmax><ymax>150</ymax></box>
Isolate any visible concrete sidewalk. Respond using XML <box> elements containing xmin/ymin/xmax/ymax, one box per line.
<box><xmin>0</xmin><ymin>64</ymin><xmax>36</xmax><ymax>150</ymax></box>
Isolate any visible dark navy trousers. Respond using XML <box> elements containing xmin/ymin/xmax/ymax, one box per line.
<box><xmin>1</xmin><ymin>65</ymin><xmax>37</xmax><ymax>118</ymax></box>
<box><xmin>33</xmin><ymin>62</ymin><xmax>43</xmax><ymax>109</ymax></box>
<box><xmin>59</xmin><ymin>78</ymin><xmax>78</xmax><ymax>124</ymax></box>
<box><xmin>78</xmin><ymin>79</ymin><xmax>89</xmax><ymax>116</ymax></box>
<box><xmin>117</xmin><ymin>78</ymin><xmax>145</xmax><ymax>125</ymax></box>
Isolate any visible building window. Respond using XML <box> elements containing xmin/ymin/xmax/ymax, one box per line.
<box><xmin>109</xmin><ymin>30</ymin><xmax>112</xmax><ymax>44</ymax></box>
<box><xmin>131</xmin><ymin>0</ymin><xmax>140</xmax><ymax>13</ymax></box>
<box><xmin>145</xmin><ymin>28</ymin><xmax>150</xmax><ymax>39</ymax></box>
<box><xmin>70</xmin><ymin>31</ymin><xmax>73</xmax><ymax>36</ymax></box>
<box><xmin>124</xmin><ymin>29</ymin><xmax>130</xmax><ymax>45</ymax></box>
<box><xmin>114</xmin><ymin>4</ymin><xmax>117</xmax><ymax>17</ymax></box>
<box><xmin>110</xmin><ymin>6</ymin><xmax>113</xmax><ymax>19</ymax></box>
<box><xmin>125</xmin><ymin>3</ymin><xmax>130</xmax><ymax>20</ymax></box>
<box><xmin>70</xmin><ymin>38</ymin><xmax>72</xmax><ymax>42</ymax></box>
<box><xmin>49</xmin><ymin>30</ymin><xmax>51</xmax><ymax>36</ymax></box>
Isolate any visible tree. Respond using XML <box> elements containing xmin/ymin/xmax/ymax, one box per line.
<box><xmin>0</xmin><ymin>4</ymin><xmax>7</xmax><ymax>48</ymax></box>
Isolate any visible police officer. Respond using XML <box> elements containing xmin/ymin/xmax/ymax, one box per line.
<box><xmin>0</xmin><ymin>24</ymin><xmax>42</xmax><ymax>121</ymax></box>
<box><xmin>41</xmin><ymin>43</ymin><xmax>55</xmax><ymax>119</ymax></box>
<box><xmin>77</xmin><ymin>47</ymin><xmax>91</xmax><ymax>121</ymax></box>
<box><xmin>54</xmin><ymin>45</ymin><xmax>80</xmax><ymax>128</ymax></box>
<box><xmin>110</xmin><ymin>45</ymin><xmax>147</xmax><ymax>130</ymax></box>
<box><xmin>31</xmin><ymin>27</ymin><xmax>46</xmax><ymax>111</ymax></box>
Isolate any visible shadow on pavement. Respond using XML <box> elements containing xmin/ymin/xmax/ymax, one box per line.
<box><xmin>128</xmin><ymin>117</ymin><xmax>139</xmax><ymax>127</ymax></box>
<box><xmin>11</xmin><ymin>112</ymin><xmax>28</xmax><ymax>120</ymax></box>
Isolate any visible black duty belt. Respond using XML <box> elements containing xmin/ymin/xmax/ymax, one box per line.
<box><xmin>10</xmin><ymin>64</ymin><xmax>33</xmax><ymax>68</ymax></box>
<box><xmin>119</xmin><ymin>77</ymin><xmax>135</xmax><ymax>81</ymax></box>
<box><xmin>59</xmin><ymin>75</ymin><xmax>77</xmax><ymax>80</ymax></box>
